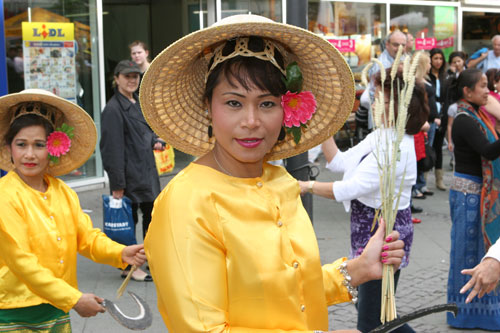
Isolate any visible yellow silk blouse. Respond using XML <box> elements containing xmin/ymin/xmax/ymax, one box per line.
<box><xmin>145</xmin><ymin>163</ymin><xmax>351</xmax><ymax>332</ymax></box>
<box><xmin>0</xmin><ymin>171</ymin><xmax>127</xmax><ymax>313</ymax></box>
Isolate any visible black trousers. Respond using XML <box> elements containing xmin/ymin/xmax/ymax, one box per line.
<box><xmin>432</xmin><ymin>128</ymin><xmax>446</xmax><ymax>170</ymax></box>
<box><xmin>355</xmin><ymin>269</ymin><xmax>415</xmax><ymax>333</ymax></box>
<box><xmin>132</xmin><ymin>201</ymin><xmax>154</xmax><ymax>240</ymax></box>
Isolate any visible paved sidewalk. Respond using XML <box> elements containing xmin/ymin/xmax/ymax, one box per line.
<box><xmin>70</xmin><ymin>152</ymin><xmax>482</xmax><ymax>332</ymax></box>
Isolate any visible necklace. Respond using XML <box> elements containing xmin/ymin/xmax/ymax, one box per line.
<box><xmin>213</xmin><ymin>148</ymin><xmax>232</xmax><ymax>177</ymax></box>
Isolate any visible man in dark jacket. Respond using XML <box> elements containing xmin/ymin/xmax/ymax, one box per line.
<box><xmin>100</xmin><ymin>60</ymin><xmax>163</xmax><ymax>281</ymax></box>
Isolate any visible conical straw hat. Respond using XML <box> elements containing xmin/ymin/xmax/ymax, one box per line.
<box><xmin>140</xmin><ymin>15</ymin><xmax>355</xmax><ymax>160</ymax></box>
<box><xmin>0</xmin><ymin>89</ymin><xmax>97</xmax><ymax>176</ymax></box>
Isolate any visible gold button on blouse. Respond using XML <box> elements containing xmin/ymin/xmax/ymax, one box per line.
<box><xmin>300</xmin><ymin>305</ymin><xmax>306</xmax><ymax>312</ymax></box>
<box><xmin>256</xmin><ymin>182</ymin><xmax>263</xmax><ymax>188</ymax></box>
<box><xmin>277</xmin><ymin>221</ymin><xmax>283</xmax><ymax>227</ymax></box>
<box><xmin>293</xmin><ymin>261</ymin><xmax>299</xmax><ymax>269</ymax></box>
<box><xmin>43</xmin><ymin>196</ymin><xmax>47</xmax><ymax>200</ymax></box>
<box><xmin>50</xmin><ymin>216</ymin><xmax>54</xmax><ymax>219</ymax></box>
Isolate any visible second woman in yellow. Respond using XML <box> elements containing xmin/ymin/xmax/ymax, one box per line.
<box><xmin>0</xmin><ymin>89</ymin><xmax>147</xmax><ymax>332</ymax></box>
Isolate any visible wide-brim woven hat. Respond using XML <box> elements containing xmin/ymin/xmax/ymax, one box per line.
<box><xmin>0</xmin><ymin>89</ymin><xmax>97</xmax><ymax>176</ymax></box>
<box><xmin>140</xmin><ymin>15</ymin><xmax>355</xmax><ymax>160</ymax></box>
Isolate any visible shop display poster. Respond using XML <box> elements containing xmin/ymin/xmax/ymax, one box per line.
<box><xmin>22</xmin><ymin>22</ymin><xmax>77</xmax><ymax>103</ymax></box>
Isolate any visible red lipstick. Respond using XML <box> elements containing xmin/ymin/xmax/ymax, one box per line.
<box><xmin>236</xmin><ymin>138</ymin><xmax>262</xmax><ymax>148</ymax></box>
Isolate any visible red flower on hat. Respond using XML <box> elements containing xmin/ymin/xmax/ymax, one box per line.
<box><xmin>47</xmin><ymin>131</ymin><xmax>71</xmax><ymax>157</ymax></box>
<box><xmin>46</xmin><ymin>123</ymin><xmax>74</xmax><ymax>164</ymax></box>
<box><xmin>281</xmin><ymin>91</ymin><xmax>317</xmax><ymax>128</ymax></box>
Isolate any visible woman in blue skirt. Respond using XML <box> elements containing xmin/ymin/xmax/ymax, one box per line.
<box><xmin>448</xmin><ymin>68</ymin><xmax>500</xmax><ymax>330</ymax></box>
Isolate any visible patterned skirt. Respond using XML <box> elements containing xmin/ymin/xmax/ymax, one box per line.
<box><xmin>350</xmin><ymin>199</ymin><xmax>413</xmax><ymax>268</ymax></box>
<box><xmin>0</xmin><ymin>303</ymin><xmax>71</xmax><ymax>332</ymax></box>
<box><xmin>448</xmin><ymin>172</ymin><xmax>500</xmax><ymax>330</ymax></box>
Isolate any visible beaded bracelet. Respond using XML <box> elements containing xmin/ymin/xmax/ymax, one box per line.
<box><xmin>339</xmin><ymin>261</ymin><xmax>358</xmax><ymax>303</ymax></box>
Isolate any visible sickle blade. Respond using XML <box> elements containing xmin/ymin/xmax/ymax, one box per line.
<box><xmin>369</xmin><ymin>303</ymin><xmax>458</xmax><ymax>333</ymax></box>
<box><xmin>103</xmin><ymin>291</ymin><xmax>153</xmax><ymax>330</ymax></box>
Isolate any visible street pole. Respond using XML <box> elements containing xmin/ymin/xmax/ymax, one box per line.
<box><xmin>284</xmin><ymin>0</ymin><xmax>314</xmax><ymax>222</ymax></box>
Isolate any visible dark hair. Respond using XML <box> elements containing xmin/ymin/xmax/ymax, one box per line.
<box><xmin>204</xmin><ymin>37</ymin><xmax>287</xmax><ymax>103</ymax></box>
<box><xmin>4</xmin><ymin>114</ymin><xmax>54</xmax><ymax>146</ymax></box>
<box><xmin>128</xmin><ymin>40</ymin><xmax>149</xmax><ymax>52</ymax></box>
<box><xmin>429</xmin><ymin>48</ymin><xmax>446</xmax><ymax>78</ymax></box>
<box><xmin>374</xmin><ymin>67</ymin><xmax>429</xmax><ymax>135</ymax></box>
<box><xmin>448</xmin><ymin>51</ymin><xmax>467</xmax><ymax>64</ymax></box>
<box><xmin>452</xmin><ymin>68</ymin><xmax>484</xmax><ymax>101</ymax></box>
<box><xmin>485</xmin><ymin>68</ymin><xmax>500</xmax><ymax>91</ymax></box>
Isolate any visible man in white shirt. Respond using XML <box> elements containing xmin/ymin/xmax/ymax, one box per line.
<box><xmin>460</xmin><ymin>239</ymin><xmax>500</xmax><ymax>303</ymax></box>
<box><xmin>468</xmin><ymin>35</ymin><xmax>500</xmax><ymax>72</ymax></box>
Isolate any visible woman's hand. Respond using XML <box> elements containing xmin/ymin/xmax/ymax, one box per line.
<box><xmin>460</xmin><ymin>258</ymin><xmax>500</xmax><ymax>303</ymax></box>
<box><xmin>112</xmin><ymin>189</ymin><xmax>124</xmax><ymax>199</ymax></box>
<box><xmin>298</xmin><ymin>180</ymin><xmax>309</xmax><ymax>195</ymax></box>
<box><xmin>122</xmin><ymin>244</ymin><xmax>147</xmax><ymax>267</ymax></box>
<box><xmin>153</xmin><ymin>142</ymin><xmax>165</xmax><ymax>150</ymax></box>
<box><xmin>73</xmin><ymin>293</ymin><xmax>105</xmax><ymax>317</ymax></box>
<box><xmin>347</xmin><ymin>219</ymin><xmax>405</xmax><ymax>286</ymax></box>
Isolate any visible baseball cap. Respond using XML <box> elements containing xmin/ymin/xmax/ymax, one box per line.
<box><xmin>114</xmin><ymin>60</ymin><xmax>141</xmax><ymax>75</ymax></box>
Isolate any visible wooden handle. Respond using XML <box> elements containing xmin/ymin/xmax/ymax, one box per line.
<box><xmin>116</xmin><ymin>265</ymin><xmax>137</xmax><ymax>299</ymax></box>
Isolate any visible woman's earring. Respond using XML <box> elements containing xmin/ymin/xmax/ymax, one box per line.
<box><xmin>278</xmin><ymin>127</ymin><xmax>286</xmax><ymax>141</ymax></box>
<box><xmin>208</xmin><ymin>125</ymin><xmax>213</xmax><ymax>138</ymax></box>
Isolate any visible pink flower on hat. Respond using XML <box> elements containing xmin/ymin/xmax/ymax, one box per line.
<box><xmin>281</xmin><ymin>91</ymin><xmax>317</xmax><ymax>128</ymax></box>
<box><xmin>47</xmin><ymin>131</ymin><xmax>71</xmax><ymax>157</ymax></box>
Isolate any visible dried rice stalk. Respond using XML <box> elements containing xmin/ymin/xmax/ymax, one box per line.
<box><xmin>370</xmin><ymin>45</ymin><xmax>420</xmax><ymax>324</ymax></box>
<box><xmin>361</xmin><ymin>62</ymin><xmax>374</xmax><ymax>87</ymax></box>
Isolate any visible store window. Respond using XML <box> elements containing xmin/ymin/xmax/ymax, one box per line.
<box><xmin>390</xmin><ymin>5</ymin><xmax>457</xmax><ymax>60</ymax></box>
<box><xmin>308</xmin><ymin>1</ymin><xmax>386</xmax><ymax>73</ymax></box>
<box><xmin>187</xmin><ymin>0</ymin><xmax>208</xmax><ymax>32</ymax></box>
<box><xmin>221</xmin><ymin>0</ymin><xmax>282</xmax><ymax>22</ymax></box>
<box><xmin>462</xmin><ymin>11</ymin><xmax>500</xmax><ymax>58</ymax></box>
<box><xmin>3</xmin><ymin>0</ymin><xmax>102</xmax><ymax>181</ymax></box>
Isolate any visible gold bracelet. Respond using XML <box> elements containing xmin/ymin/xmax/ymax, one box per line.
<box><xmin>308</xmin><ymin>180</ymin><xmax>315</xmax><ymax>194</ymax></box>
<box><xmin>339</xmin><ymin>261</ymin><xmax>358</xmax><ymax>303</ymax></box>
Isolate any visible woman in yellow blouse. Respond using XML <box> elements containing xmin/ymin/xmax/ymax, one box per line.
<box><xmin>141</xmin><ymin>15</ymin><xmax>405</xmax><ymax>332</ymax></box>
<box><xmin>0</xmin><ymin>89</ymin><xmax>147</xmax><ymax>332</ymax></box>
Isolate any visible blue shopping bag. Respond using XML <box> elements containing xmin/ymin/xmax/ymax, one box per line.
<box><xmin>102</xmin><ymin>195</ymin><xmax>137</xmax><ymax>246</ymax></box>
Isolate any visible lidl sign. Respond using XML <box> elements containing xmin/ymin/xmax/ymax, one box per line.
<box><xmin>22</xmin><ymin>22</ymin><xmax>74</xmax><ymax>41</ymax></box>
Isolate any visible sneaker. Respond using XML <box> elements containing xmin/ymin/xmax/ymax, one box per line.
<box><xmin>412</xmin><ymin>217</ymin><xmax>422</xmax><ymax>224</ymax></box>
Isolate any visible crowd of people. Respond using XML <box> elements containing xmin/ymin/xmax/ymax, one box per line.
<box><xmin>1</xmin><ymin>15</ymin><xmax>500</xmax><ymax>333</ymax></box>
<box><xmin>351</xmin><ymin>32</ymin><xmax>500</xmax><ymax>331</ymax></box>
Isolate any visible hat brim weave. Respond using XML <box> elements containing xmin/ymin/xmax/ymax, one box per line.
<box><xmin>0</xmin><ymin>89</ymin><xmax>97</xmax><ymax>176</ymax></box>
<box><xmin>140</xmin><ymin>17</ymin><xmax>355</xmax><ymax>160</ymax></box>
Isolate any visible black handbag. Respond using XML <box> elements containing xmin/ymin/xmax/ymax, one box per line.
<box><xmin>418</xmin><ymin>143</ymin><xmax>436</xmax><ymax>172</ymax></box>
